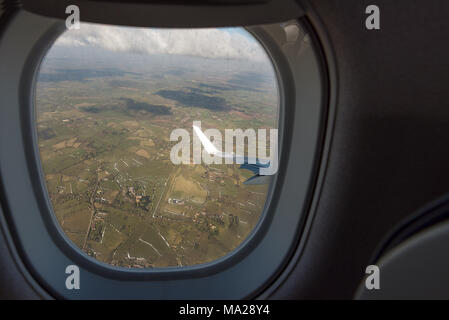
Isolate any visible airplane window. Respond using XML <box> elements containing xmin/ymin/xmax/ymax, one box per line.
<box><xmin>35</xmin><ymin>23</ymin><xmax>279</xmax><ymax>268</ymax></box>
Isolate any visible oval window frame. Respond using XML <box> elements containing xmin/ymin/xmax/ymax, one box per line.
<box><xmin>0</xmin><ymin>10</ymin><xmax>327</xmax><ymax>299</ymax></box>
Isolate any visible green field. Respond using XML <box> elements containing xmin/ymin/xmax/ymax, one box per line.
<box><xmin>36</xmin><ymin>50</ymin><xmax>278</xmax><ymax>268</ymax></box>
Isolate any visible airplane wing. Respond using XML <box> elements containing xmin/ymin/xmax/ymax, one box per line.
<box><xmin>193</xmin><ymin>125</ymin><xmax>272</xmax><ymax>184</ymax></box>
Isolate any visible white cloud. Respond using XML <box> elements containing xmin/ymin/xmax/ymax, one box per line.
<box><xmin>54</xmin><ymin>23</ymin><xmax>267</xmax><ymax>61</ymax></box>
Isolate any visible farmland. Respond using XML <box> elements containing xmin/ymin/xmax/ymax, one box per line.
<box><xmin>36</xmin><ymin>45</ymin><xmax>278</xmax><ymax>268</ymax></box>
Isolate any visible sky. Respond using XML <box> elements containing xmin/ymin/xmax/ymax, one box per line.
<box><xmin>54</xmin><ymin>23</ymin><xmax>267</xmax><ymax>62</ymax></box>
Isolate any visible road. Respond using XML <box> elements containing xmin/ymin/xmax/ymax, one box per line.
<box><xmin>82</xmin><ymin>176</ymin><xmax>100</xmax><ymax>250</ymax></box>
<box><xmin>152</xmin><ymin>175</ymin><xmax>171</xmax><ymax>218</ymax></box>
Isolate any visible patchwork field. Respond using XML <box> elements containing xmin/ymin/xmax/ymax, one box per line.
<box><xmin>36</xmin><ymin>48</ymin><xmax>278</xmax><ymax>268</ymax></box>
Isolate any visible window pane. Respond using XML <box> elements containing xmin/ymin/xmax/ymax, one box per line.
<box><xmin>36</xmin><ymin>23</ymin><xmax>279</xmax><ymax>268</ymax></box>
